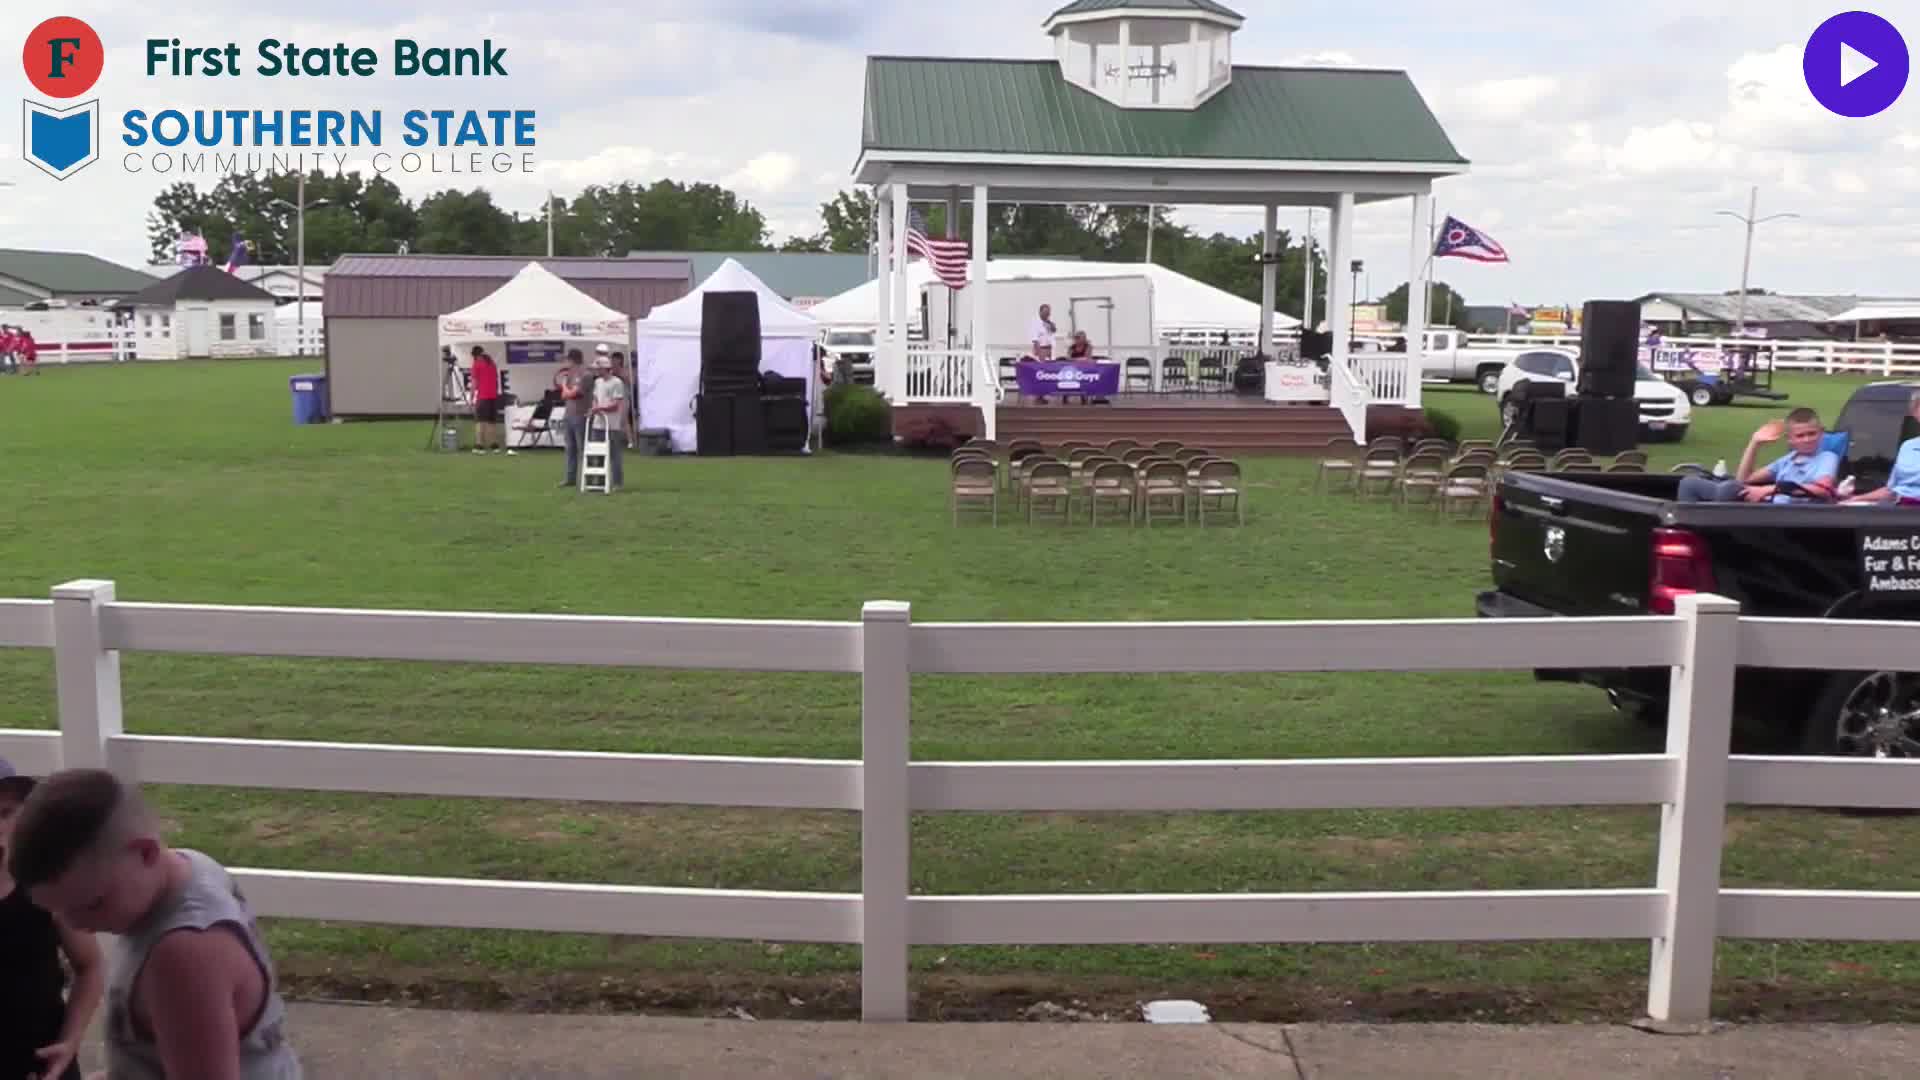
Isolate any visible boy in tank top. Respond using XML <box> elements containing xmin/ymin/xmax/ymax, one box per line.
<box><xmin>7</xmin><ymin>769</ymin><xmax>301</xmax><ymax>1080</ymax></box>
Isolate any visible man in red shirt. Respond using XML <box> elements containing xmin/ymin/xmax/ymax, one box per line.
<box><xmin>470</xmin><ymin>345</ymin><xmax>504</xmax><ymax>453</ymax></box>
<box><xmin>18</xmin><ymin>329</ymin><xmax>38</xmax><ymax>376</ymax></box>
<box><xmin>0</xmin><ymin>326</ymin><xmax>17</xmax><ymax>375</ymax></box>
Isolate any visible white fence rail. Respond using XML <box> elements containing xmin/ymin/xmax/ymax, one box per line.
<box><xmin>1463</xmin><ymin>333</ymin><xmax>1920</xmax><ymax>377</ymax></box>
<box><xmin>0</xmin><ymin>310</ymin><xmax>324</xmax><ymax>362</ymax></box>
<box><xmin>904</xmin><ymin>347</ymin><xmax>975</xmax><ymax>402</ymax></box>
<box><xmin>5</xmin><ymin>581</ymin><xmax>1920</xmax><ymax>1022</ymax></box>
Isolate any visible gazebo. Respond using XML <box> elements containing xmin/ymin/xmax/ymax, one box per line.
<box><xmin>854</xmin><ymin>0</ymin><xmax>1469</xmax><ymax>443</ymax></box>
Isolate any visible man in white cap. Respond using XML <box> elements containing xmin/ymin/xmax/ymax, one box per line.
<box><xmin>589</xmin><ymin>349</ymin><xmax>627</xmax><ymax>491</ymax></box>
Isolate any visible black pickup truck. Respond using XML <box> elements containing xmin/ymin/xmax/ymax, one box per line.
<box><xmin>1477</xmin><ymin>380</ymin><xmax>1920</xmax><ymax>755</ymax></box>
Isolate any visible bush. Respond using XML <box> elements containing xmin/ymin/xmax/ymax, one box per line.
<box><xmin>1423</xmin><ymin>406</ymin><xmax>1463</xmax><ymax>443</ymax></box>
<box><xmin>825</xmin><ymin>383</ymin><xmax>892</xmax><ymax>447</ymax></box>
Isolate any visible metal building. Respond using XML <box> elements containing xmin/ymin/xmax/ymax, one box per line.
<box><xmin>321</xmin><ymin>254</ymin><xmax>692</xmax><ymax>416</ymax></box>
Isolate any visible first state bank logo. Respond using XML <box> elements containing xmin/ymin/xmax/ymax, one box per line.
<box><xmin>20</xmin><ymin>16</ymin><xmax>104</xmax><ymax>180</ymax></box>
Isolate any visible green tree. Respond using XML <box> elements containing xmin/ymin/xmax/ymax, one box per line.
<box><xmin>415</xmin><ymin>188</ymin><xmax>517</xmax><ymax>254</ymax></box>
<box><xmin>815</xmin><ymin>189</ymin><xmax>874</xmax><ymax>253</ymax></box>
<box><xmin>1382</xmin><ymin>281</ymin><xmax>1471</xmax><ymax>329</ymax></box>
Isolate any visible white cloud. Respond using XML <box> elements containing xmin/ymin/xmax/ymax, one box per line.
<box><xmin>725</xmin><ymin>151</ymin><xmax>799</xmax><ymax>194</ymax></box>
<box><xmin>1455</xmin><ymin>76</ymin><xmax>1559</xmax><ymax>118</ymax></box>
<box><xmin>1279</xmin><ymin>50</ymin><xmax>1360</xmax><ymax>67</ymax></box>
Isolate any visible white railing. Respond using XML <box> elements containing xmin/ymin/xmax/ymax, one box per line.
<box><xmin>5</xmin><ymin>582</ymin><xmax>1920</xmax><ymax>1024</ymax></box>
<box><xmin>275</xmin><ymin>321</ymin><xmax>326</xmax><ymax>358</ymax></box>
<box><xmin>904</xmin><ymin>347</ymin><xmax>975</xmax><ymax>402</ymax></box>
<box><xmin>1332</xmin><ymin>355</ymin><xmax>1370</xmax><ymax>442</ymax></box>
<box><xmin>1351</xmin><ymin>352</ymin><xmax>1412</xmax><ymax>405</ymax></box>
<box><xmin>1464</xmin><ymin>333</ymin><xmax>1920</xmax><ymax>377</ymax></box>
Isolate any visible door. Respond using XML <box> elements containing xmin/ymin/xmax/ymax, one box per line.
<box><xmin>183</xmin><ymin>306</ymin><xmax>210</xmax><ymax>357</ymax></box>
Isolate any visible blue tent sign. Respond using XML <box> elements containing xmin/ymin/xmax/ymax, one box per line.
<box><xmin>24</xmin><ymin>98</ymin><xmax>100</xmax><ymax>180</ymax></box>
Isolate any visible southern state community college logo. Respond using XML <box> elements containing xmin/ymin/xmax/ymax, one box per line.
<box><xmin>21</xmin><ymin>16</ymin><xmax>104</xmax><ymax>180</ymax></box>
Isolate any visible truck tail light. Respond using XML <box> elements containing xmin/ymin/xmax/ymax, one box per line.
<box><xmin>1650</xmin><ymin>527</ymin><xmax>1715</xmax><ymax>614</ymax></box>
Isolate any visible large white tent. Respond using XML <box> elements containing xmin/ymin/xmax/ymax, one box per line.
<box><xmin>438</xmin><ymin>263</ymin><xmax>632</xmax><ymax>430</ymax></box>
<box><xmin>806</xmin><ymin>258</ymin><xmax>1302</xmax><ymax>336</ymax></box>
<box><xmin>634</xmin><ymin>258</ymin><xmax>819</xmax><ymax>453</ymax></box>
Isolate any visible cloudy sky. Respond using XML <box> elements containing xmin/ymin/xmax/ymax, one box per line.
<box><xmin>3</xmin><ymin>0</ymin><xmax>1916</xmax><ymax>305</ymax></box>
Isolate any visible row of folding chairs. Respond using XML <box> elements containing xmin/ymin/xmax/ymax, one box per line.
<box><xmin>951</xmin><ymin>444</ymin><xmax>1244</xmax><ymax>526</ymax></box>
<box><xmin>1314</xmin><ymin>438</ymin><xmax>1651</xmax><ymax>519</ymax></box>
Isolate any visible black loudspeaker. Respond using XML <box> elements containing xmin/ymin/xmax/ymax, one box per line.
<box><xmin>701</xmin><ymin>292</ymin><xmax>762</xmax><ymax>376</ymax></box>
<box><xmin>1577</xmin><ymin>300</ymin><xmax>1641</xmax><ymax>399</ymax></box>
<box><xmin>1574</xmin><ymin>396</ymin><xmax>1640</xmax><ymax>456</ymax></box>
<box><xmin>697</xmin><ymin>393</ymin><xmax>735</xmax><ymax>456</ymax></box>
<box><xmin>1299</xmin><ymin>330</ymin><xmax>1333</xmax><ymax>359</ymax></box>
<box><xmin>1525</xmin><ymin>398</ymin><xmax>1573</xmax><ymax>452</ymax></box>
<box><xmin>759</xmin><ymin>372</ymin><xmax>807</xmax><ymax>397</ymax></box>
<box><xmin>731</xmin><ymin>392</ymin><xmax>766</xmax><ymax>455</ymax></box>
<box><xmin>763</xmin><ymin>397</ymin><xmax>808</xmax><ymax>452</ymax></box>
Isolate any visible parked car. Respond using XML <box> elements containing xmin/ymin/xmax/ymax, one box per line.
<box><xmin>819</xmin><ymin>328</ymin><xmax>876</xmax><ymax>385</ymax></box>
<box><xmin>1415</xmin><ymin>329</ymin><xmax>1538</xmax><ymax>393</ymax></box>
<box><xmin>1494</xmin><ymin>350</ymin><xmax>1693</xmax><ymax>442</ymax></box>
<box><xmin>1475</xmin><ymin>380</ymin><xmax>1920</xmax><ymax>755</ymax></box>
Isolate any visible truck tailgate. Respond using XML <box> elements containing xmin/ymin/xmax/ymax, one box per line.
<box><xmin>1493</xmin><ymin>476</ymin><xmax>1662</xmax><ymax>615</ymax></box>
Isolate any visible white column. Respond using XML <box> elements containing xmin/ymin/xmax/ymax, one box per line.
<box><xmin>889</xmin><ymin>182</ymin><xmax>911</xmax><ymax>403</ymax></box>
<box><xmin>876</xmin><ymin>187</ymin><xmax>893</xmax><ymax>387</ymax></box>
<box><xmin>1302</xmin><ymin>209</ymin><xmax>1316</xmax><ymax>332</ymax></box>
<box><xmin>971</xmin><ymin>184</ymin><xmax>996</xmax><ymax>441</ymax></box>
<box><xmin>1328</xmin><ymin>192</ymin><xmax>1355</xmax><ymax>394</ymax></box>
<box><xmin>1404</xmin><ymin>192</ymin><xmax>1431</xmax><ymax>408</ymax></box>
<box><xmin>1258</xmin><ymin>204</ymin><xmax>1278</xmax><ymax>358</ymax></box>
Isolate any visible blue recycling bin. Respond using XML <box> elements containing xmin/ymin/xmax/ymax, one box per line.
<box><xmin>290</xmin><ymin>374</ymin><xmax>329</xmax><ymax>425</ymax></box>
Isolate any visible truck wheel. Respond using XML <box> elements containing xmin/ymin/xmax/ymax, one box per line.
<box><xmin>1690</xmin><ymin>386</ymin><xmax>1715</xmax><ymax>407</ymax></box>
<box><xmin>1478</xmin><ymin>369</ymin><xmax>1502</xmax><ymax>394</ymax></box>
<box><xmin>1500</xmin><ymin>396</ymin><xmax>1519</xmax><ymax>429</ymax></box>
<box><xmin>1804</xmin><ymin>671</ymin><xmax>1920</xmax><ymax>758</ymax></box>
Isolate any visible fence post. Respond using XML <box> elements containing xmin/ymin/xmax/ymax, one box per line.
<box><xmin>1642</xmin><ymin>592</ymin><xmax>1739</xmax><ymax>1031</ymax></box>
<box><xmin>1884</xmin><ymin>344</ymin><xmax>1895</xmax><ymax>378</ymax></box>
<box><xmin>51</xmin><ymin>580</ymin><xmax>124</xmax><ymax>771</ymax></box>
<box><xmin>861</xmin><ymin>600</ymin><xmax>912</xmax><ymax>1022</ymax></box>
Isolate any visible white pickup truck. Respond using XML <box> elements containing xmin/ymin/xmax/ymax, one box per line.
<box><xmin>1414</xmin><ymin>329</ymin><xmax>1536</xmax><ymax>394</ymax></box>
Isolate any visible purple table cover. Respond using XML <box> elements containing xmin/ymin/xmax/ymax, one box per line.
<box><xmin>1015</xmin><ymin>360</ymin><xmax>1120</xmax><ymax>397</ymax></box>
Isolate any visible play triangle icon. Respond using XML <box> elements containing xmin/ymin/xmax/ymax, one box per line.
<box><xmin>1841</xmin><ymin>41</ymin><xmax>1879</xmax><ymax>87</ymax></box>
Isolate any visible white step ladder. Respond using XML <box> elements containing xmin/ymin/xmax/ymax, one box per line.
<box><xmin>579</xmin><ymin>415</ymin><xmax>614</xmax><ymax>494</ymax></box>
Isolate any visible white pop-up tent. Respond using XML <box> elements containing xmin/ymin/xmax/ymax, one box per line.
<box><xmin>634</xmin><ymin>257</ymin><xmax>820</xmax><ymax>453</ymax></box>
<box><xmin>437</xmin><ymin>263</ymin><xmax>634</xmax><ymax>439</ymax></box>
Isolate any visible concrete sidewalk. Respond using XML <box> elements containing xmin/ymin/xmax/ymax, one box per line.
<box><xmin>84</xmin><ymin>1003</ymin><xmax>1920</xmax><ymax>1078</ymax></box>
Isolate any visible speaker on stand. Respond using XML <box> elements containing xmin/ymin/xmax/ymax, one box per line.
<box><xmin>698</xmin><ymin>292</ymin><xmax>763</xmax><ymax>455</ymax></box>
<box><xmin>1575</xmin><ymin>299</ymin><xmax>1641</xmax><ymax>400</ymax></box>
<box><xmin>760</xmin><ymin>372</ymin><xmax>809</xmax><ymax>453</ymax></box>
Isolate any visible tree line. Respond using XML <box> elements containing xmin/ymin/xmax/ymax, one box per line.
<box><xmin>146</xmin><ymin>173</ymin><xmax>1471</xmax><ymax>325</ymax></box>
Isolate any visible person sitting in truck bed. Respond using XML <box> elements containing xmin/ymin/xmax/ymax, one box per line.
<box><xmin>1844</xmin><ymin>391</ymin><xmax>1920</xmax><ymax>507</ymax></box>
<box><xmin>1677</xmin><ymin>407</ymin><xmax>1840</xmax><ymax>504</ymax></box>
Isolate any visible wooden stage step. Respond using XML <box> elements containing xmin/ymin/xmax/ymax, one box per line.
<box><xmin>996</xmin><ymin>403</ymin><xmax>1352</xmax><ymax>454</ymax></box>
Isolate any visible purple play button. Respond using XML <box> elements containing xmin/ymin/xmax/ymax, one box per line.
<box><xmin>1804</xmin><ymin>11</ymin><xmax>1909</xmax><ymax>118</ymax></box>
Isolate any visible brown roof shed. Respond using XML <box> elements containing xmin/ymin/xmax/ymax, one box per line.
<box><xmin>323</xmin><ymin>254</ymin><xmax>692</xmax><ymax>320</ymax></box>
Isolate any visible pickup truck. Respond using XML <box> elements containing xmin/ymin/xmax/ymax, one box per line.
<box><xmin>1475</xmin><ymin>380</ymin><xmax>1920</xmax><ymax>756</ymax></box>
<box><xmin>1414</xmin><ymin>329</ymin><xmax>1539</xmax><ymax>394</ymax></box>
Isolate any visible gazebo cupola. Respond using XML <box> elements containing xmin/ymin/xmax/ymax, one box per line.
<box><xmin>1041</xmin><ymin>0</ymin><xmax>1245</xmax><ymax>110</ymax></box>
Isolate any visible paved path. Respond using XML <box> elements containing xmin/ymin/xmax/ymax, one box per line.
<box><xmin>81</xmin><ymin>1004</ymin><xmax>1920</xmax><ymax>1078</ymax></box>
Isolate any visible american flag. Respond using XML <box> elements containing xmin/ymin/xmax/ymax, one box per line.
<box><xmin>906</xmin><ymin>207</ymin><xmax>972</xmax><ymax>289</ymax></box>
<box><xmin>1432</xmin><ymin>215</ymin><xmax>1510</xmax><ymax>264</ymax></box>
<box><xmin>223</xmin><ymin>236</ymin><xmax>249</xmax><ymax>274</ymax></box>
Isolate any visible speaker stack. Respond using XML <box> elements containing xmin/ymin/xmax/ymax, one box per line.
<box><xmin>698</xmin><ymin>292</ymin><xmax>763</xmax><ymax>456</ymax></box>
<box><xmin>759</xmin><ymin>371</ymin><xmax>809</xmax><ymax>453</ymax></box>
<box><xmin>1570</xmin><ymin>299</ymin><xmax>1642</xmax><ymax>456</ymax></box>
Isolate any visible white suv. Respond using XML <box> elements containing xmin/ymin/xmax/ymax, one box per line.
<box><xmin>1494</xmin><ymin>349</ymin><xmax>1692</xmax><ymax>442</ymax></box>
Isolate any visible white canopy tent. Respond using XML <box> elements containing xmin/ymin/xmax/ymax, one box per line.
<box><xmin>634</xmin><ymin>257</ymin><xmax>820</xmax><ymax>453</ymax></box>
<box><xmin>806</xmin><ymin>258</ymin><xmax>1301</xmax><ymax>337</ymax></box>
<box><xmin>437</xmin><ymin>263</ymin><xmax>633</xmax><ymax>421</ymax></box>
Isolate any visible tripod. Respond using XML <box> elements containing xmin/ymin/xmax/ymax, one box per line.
<box><xmin>428</xmin><ymin>355</ymin><xmax>474</xmax><ymax>451</ymax></box>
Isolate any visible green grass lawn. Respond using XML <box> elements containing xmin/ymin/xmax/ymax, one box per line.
<box><xmin>1</xmin><ymin>361</ymin><xmax>1915</xmax><ymax>1021</ymax></box>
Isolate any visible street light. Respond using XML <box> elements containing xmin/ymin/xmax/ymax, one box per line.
<box><xmin>270</xmin><ymin>175</ymin><xmax>333</xmax><ymax>355</ymax></box>
<box><xmin>1715</xmin><ymin>186</ymin><xmax>1798</xmax><ymax>335</ymax></box>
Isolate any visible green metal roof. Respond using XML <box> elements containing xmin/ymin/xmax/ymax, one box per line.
<box><xmin>862</xmin><ymin>59</ymin><xmax>1468</xmax><ymax>166</ymax></box>
<box><xmin>629</xmin><ymin>252</ymin><xmax>875</xmax><ymax>301</ymax></box>
<box><xmin>0</xmin><ymin>249</ymin><xmax>161</xmax><ymax>296</ymax></box>
<box><xmin>1049</xmin><ymin>0</ymin><xmax>1244</xmax><ymax>21</ymax></box>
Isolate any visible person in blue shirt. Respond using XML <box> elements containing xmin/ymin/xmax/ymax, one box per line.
<box><xmin>1677</xmin><ymin>408</ymin><xmax>1840</xmax><ymax>504</ymax></box>
<box><xmin>1845</xmin><ymin>391</ymin><xmax>1920</xmax><ymax>507</ymax></box>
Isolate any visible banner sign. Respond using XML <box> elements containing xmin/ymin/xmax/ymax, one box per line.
<box><xmin>505</xmin><ymin>340</ymin><xmax>566</xmax><ymax>365</ymax></box>
<box><xmin>1015</xmin><ymin>360</ymin><xmax>1120</xmax><ymax>397</ymax></box>
<box><xmin>1859</xmin><ymin>531</ymin><xmax>1920</xmax><ymax>594</ymax></box>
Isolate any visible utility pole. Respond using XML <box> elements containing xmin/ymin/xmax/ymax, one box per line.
<box><xmin>1144</xmin><ymin>204</ymin><xmax>1154</xmax><ymax>264</ymax></box>
<box><xmin>1302</xmin><ymin>209</ymin><xmax>1316</xmax><ymax>331</ymax></box>
<box><xmin>296</xmin><ymin>171</ymin><xmax>306</xmax><ymax>350</ymax></box>
<box><xmin>1716</xmin><ymin>185</ymin><xmax>1798</xmax><ymax>334</ymax></box>
<box><xmin>546</xmin><ymin>190</ymin><xmax>555</xmax><ymax>257</ymax></box>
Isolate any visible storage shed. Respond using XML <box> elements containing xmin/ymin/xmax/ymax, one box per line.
<box><xmin>127</xmin><ymin>266</ymin><xmax>281</xmax><ymax>359</ymax></box>
<box><xmin>321</xmin><ymin>254</ymin><xmax>692</xmax><ymax>416</ymax></box>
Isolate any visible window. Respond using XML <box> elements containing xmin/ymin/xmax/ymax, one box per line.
<box><xmin>249</xmin><ymin>314</ymin><xmax>266</xmax><ymax>340</ymax></box>
<box><xmin>160</xmin><ymin>314</ymin><xmax>171</xmax><ymax>328</ymax></box>
<box><xmin>1516</xmin><ymin>351</ymin><xmax>1575</xmax><ymax>379</ymax></box>
<box><xmin>142</xmin><ymin>313</ymin><xmax>152</xmax><ymax>328</ymax></box>
<box><xmin>220</xmin><ymin>314</ymin><xmax>236</xmax><ymax>341</ymax></box>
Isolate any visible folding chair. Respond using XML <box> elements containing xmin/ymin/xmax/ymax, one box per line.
<box><xmin>951</xmin><ymin>458</ymin><xmax>999</xmax><ymax>526</ymax></box>
<box><xmin>1192</xmin><ymin>460</ymin><xmax>1244</xmax><ymax>526</ymax></box>
<box><xmin>512</xmin><ymin>392</ymin><xmax>562</xmax><ymax>449</ymax></box>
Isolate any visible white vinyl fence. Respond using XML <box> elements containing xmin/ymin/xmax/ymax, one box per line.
<box><xmin>2</xmin><ymin>581</ymin><xmax>1918</xmax><ymax>1023</ymax></box>
<box><xmin>1462</xmin><ymin>333</ymin><xmax>1920</xmax><ymax>378</ymax></box>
